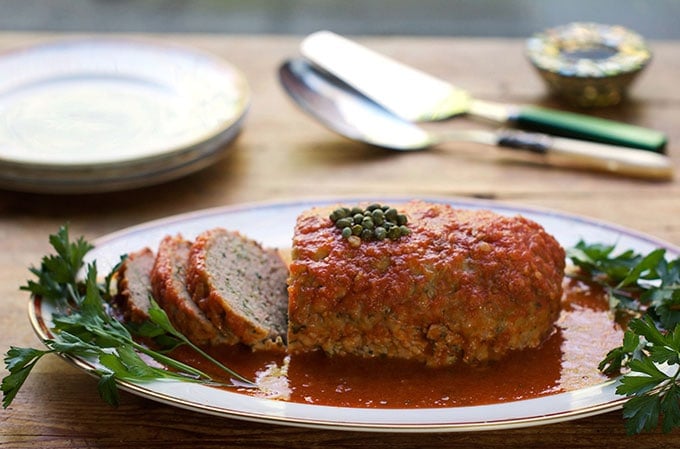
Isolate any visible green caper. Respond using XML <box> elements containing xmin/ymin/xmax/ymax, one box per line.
<box><xmin>399</xmin><ymin>225</ymin><xmax>411</xmax><ymax>236</ymax></box>
<box><xmin>353</xmin><ymin>213</ymin><xmax>364</xmax><ymax>224</ymax></box>
<box><xmin>350</xmin><ymin>207</ymin><xmax>363</xmax><ymax>215</ymax></box>
<box><xmin>385</xmin><ymin>208</ymin><xmax>398</xmax><ymax>221</ymax></box>
<box><xmin>351</xmin><ymin>224</ymin><xmax>363</xmax><ymax>235</ymax></box>
<box><xmin>330</xmin><ymin>207</ymin><xmax>353</xmax><ymax>223</ymax></box>
<box><xmin>336</xmin><ymin>217</ymin><xmax>352</xmax><ymax>229</ymax></box>
<box><xmin>374</xmin><ymin>227</ymin><xmax>387</xmax><ymax>240</ymax></box>
<box><xmin>397</xmin><ymin>214</ymin><xmax>408</xmax><ymax>225</ymax></box>
<box><xmin>341</xmin><ymin>227</ymin><xmax>352</xmax><ymax>238</ymax></box>
<box><xmin>361</xmin><ymin>229</ymin><xmax>373</xmax><ymax>240</ymax></box>
<box><xmin>387</xmin><ymin>227</ymin><xmax>401</xmax><ymax>239</ymax></box>
<box><xmin>367</xmin><ymin>203</ymin><xmax>382</xmax><ymax>211</ymax></box>
<box><xmin>362</xmin><ymin>217</ymin><xmax>374</xmax><ymax>230</ymax></box>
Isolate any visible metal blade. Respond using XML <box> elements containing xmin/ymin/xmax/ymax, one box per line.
<box><xmin>301</xmin><ymin>30</ymin><xmax>471</xmax><ymax>122</ymax></box>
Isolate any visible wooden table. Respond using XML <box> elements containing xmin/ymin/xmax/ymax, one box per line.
<box><xmin>1</xmin><ymin>32</ymin><xmax>679</xmax><ymax>448</ymax></box>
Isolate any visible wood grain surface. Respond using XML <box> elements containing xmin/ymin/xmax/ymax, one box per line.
<box><xmin>1</xmin><ymin>32</ymin><xmax>679</xmax><ymax>447</ymax></box>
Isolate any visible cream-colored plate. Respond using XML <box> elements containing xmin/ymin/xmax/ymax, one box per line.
<box><xmin>28</xmin><ymin>197</ymin><xmax>680</xmax><ymax>432</ymax></box>
<box><xmin>0</xmin><ymin>38</ymin><xmax>249</xmax><ymax>193</ymax></box>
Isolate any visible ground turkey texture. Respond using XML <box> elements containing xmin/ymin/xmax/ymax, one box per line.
<box><xmin>287</xmin><ymin>200</ymin><xmax>566</xmax><ymax>367</ymax></box>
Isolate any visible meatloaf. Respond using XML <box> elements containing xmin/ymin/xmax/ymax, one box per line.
<box><xmin>115</xmin><ymin>247</ymin><xmax>155</xmax><ymax>323</ymax></box>
<box><xmin>186</xmin><ymin>228</ymin><xmax>289</xmax><ymax>350</ymax></box>
<box><xmin>150</xmin><ymin>234</ymin><xmax>235</xmax><ymax>347</ymax></box>
<box><xmin>287</xmin><ymin>200</ymin><xmax>566</xmax><ymax>366</ymax></box>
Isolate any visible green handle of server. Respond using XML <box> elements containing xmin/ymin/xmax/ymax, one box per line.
<box><xmin>513</xmin><ymin>105</ymin><xmax>667</xmax><ymax>153</ymax></box>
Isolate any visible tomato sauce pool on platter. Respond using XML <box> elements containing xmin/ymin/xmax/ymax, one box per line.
<box><xmin>172</xmin><ymin>277</ymin><xmax>622</xmax><ymax>409</ymax></box>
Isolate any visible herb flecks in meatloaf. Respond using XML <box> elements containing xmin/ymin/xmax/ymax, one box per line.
<box><xmin>187</xmin><ymin>228</ymin><xmax>289</xmax><ymax>351</ymax></box>
<box><xmin>115</xmin><ymin>248</ymin><xmax>155</xmax><ymax>324</ymax></box>
<box><xmin>287</xmin><ymin>200</ymin><xmax>566</xmax><ymax>367</ymax></box>
<box><xmin>151</xmin><ymin>234</ymin><xmax>236</xmax><ymax>347</ymax></box>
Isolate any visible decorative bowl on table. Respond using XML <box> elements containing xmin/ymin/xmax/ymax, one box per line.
<box><xmin>526</xmin><ymin>22</ymin><xmax>651</xmax><ymax>107</ymax></box>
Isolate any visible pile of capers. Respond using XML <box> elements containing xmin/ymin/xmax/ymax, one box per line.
<box><xmin>329</xmin><ymin>203</ymin><xmax>410</xmax><ymax>243</ymax></box>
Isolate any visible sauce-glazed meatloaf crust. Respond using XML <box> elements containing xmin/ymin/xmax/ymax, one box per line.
<box><xmin>116</xmin><ymin>247</ymin><xmax>155</xmax><ymax>323</ymax></box>
<box><xmin>287</xmin><ymin>200</ymin><xmax>566</xmax><ymax>366</ymax></box>
<box><xmin>151</xmin><ymin>235</ymin><xmax>235</xmax><ymax>347</ymax></box>
<box><xmin>187</xmin><ymin>228</ymin><xmax>289</xmax><ymax>350</ymax></box>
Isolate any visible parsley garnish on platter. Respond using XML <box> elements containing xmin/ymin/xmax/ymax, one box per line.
<box><xmin>567</xmin><ymin>240</ymin><xmax>680</xmax><ymax>434</ymax></box>
<box><xmin>2</xmin><ymin>225</ymin><xmax>254</xmax><ymax>409</ymax></box>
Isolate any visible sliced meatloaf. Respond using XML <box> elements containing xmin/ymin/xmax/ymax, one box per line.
<box><xmin>287</xmin><ymin>200</ymin><xmax>566</xmax><ymax>367</ymax></box>
<box><xmin>115</xmin><ymin>247</ymin><xmax>155</xmax><ymax>323</ymax></box>
<box><xmin>186</xmin><ymin>228</ymin><xmax>289</xmax><ymax>350</ymax></box>
<box><xmin>151</xmin><ymin>234</ymin><xmax>236</xmax><ymax>347</ymax></box>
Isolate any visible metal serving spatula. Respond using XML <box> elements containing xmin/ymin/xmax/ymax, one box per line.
<box><xmin>301</xmin><ymin>31</ymin><xmax>667</xmax><ymax>153</ymax></box>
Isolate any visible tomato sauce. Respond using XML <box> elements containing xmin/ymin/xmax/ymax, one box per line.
<box><xmin>171</xmin><ymin>278</ymin><xmax>622</xmax><ymax>408</ymax></box>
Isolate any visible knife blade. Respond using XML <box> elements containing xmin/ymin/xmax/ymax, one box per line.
<box><xmin>301</xmin><ymin>31</ymin><xmax>667</xmax><ymax>153</ymax></box>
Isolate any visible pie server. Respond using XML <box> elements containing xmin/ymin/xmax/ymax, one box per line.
<box><xmin>300</xmin><ymin>31</ymin><xmax>667</xmax><ymax>153</ymax></box>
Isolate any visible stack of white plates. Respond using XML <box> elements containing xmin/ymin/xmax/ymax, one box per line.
<box><xmin>0</xmin><ymin>38</ymin><xmax>249</xmax><ymax>193</ymax></box>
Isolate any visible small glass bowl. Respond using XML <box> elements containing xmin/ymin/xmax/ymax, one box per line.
<box><xmin>526</xmin><ymin>22</ymin><xmax>651</xmax><ymax>107</ymax></box>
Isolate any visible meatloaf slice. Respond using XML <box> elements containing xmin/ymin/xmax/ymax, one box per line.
<box><xmin>151</xmin><ymin>234</ymin><xmax>236</xmax><ymax>347</ymax></box>
<box><xmin>186</xmin><ymin>228</ymin><xmax>289</xmax><ymax>350</ymax></box>
<box><xmin>287</xmin><ymin>200</ymin><xmax>566</xmax><ymax>367</ymax></box>
<box><xmin>115</xmin><ymin>247</ymin><xmax>155</xmax><ymax>323</ymax></box>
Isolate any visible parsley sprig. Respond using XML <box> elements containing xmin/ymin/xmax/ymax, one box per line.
<box><xmin>2</xmin><ymin>225</ymin><xmax>254</xmax><ymax>409</ymax></box>
<box><xmin>567</xmin><ymin>240</ymin><xmax>680</xmax><ymax>434</ymax></box>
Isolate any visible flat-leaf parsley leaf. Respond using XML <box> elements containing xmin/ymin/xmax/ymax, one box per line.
<box><xmin>568</xmin><ymin>240</ymin><xmax>680</xmax><ymax>434</ymax></box>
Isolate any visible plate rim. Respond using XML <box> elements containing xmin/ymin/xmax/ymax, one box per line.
<box><xmin>26</xmin><ymin>196</ymin><xmax>680</xmax><ymax>432</ymax></box>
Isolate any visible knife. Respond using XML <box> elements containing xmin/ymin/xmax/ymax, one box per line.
<box><xmin>300</xmin><ymin>31</ymin><xmax>668</xmax><ymax>153</ymax></box>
